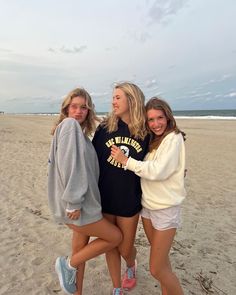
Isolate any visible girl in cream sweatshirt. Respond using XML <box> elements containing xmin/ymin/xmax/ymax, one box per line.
<box><xmin>111</xmin><ymin>97</ymin><xmax>186</xmax><ymax>295</ymax></box>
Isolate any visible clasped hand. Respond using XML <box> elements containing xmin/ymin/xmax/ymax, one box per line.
<box><xmin>110</xmin><ymin>145</ymin><xmax>128</xmax><ymax>166</ymax></box>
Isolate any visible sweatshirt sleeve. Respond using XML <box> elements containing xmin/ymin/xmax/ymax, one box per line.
<box><xmin>126</xmin><ymin>134</ymin><xmax>183</xmax><ymax>181</ymax></box>
<box><xmin>57</xmin><ymin>119</ymin><xmax>88</xmax><ymax>210</ymax></box>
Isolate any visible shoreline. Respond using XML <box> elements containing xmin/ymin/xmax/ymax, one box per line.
<box><xmin>1</xmin><ymin>112</ymin><xmax>236</xmax><ymax>120</ymax></box>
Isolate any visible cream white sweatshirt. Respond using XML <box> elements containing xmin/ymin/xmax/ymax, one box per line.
<box><xmin>126</xmin><ymin>132</ymin><xmax>186</xmax><ymax>210</ymax></box>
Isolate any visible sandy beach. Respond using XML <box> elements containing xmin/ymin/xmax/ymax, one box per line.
<box><xmin>0</xmin><ymin>115</ymin><xmax>235</xmax><ymax>295</ymax></box>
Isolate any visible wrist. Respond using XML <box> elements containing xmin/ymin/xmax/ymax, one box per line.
<box><xmin>66</xmin><ymin>209</ymin><xmax>76</xmax><ymax>213</ymax></box>
<box><xmin>123</xmin><ymin>157</ymin><xmax>130</xmax><ymax>170</ymax></box>
<box><xmin>123</xmin><ymin>159</ymin><xmax>127</xmax><ymax>166</ymax></box>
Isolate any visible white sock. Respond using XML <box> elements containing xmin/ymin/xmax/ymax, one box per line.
<box><xmin>67</xmin><ymin>257</ymin><xmax>77</xmax><ymax>270</ymax></box>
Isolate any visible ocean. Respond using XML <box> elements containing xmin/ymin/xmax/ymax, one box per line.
<box><xmin>97</xmin><ymin>109</ymin><xmax>236</xmax><ymax>120</ymax></box>
<box><xmin>4</xmin><ymin>109</ymin><xmax>236</xmax><ymax>120</ymax></box>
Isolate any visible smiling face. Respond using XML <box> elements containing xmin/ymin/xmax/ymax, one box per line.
<box><xmin>112</xmin><ymin>88</ymin><xmax>130</xmax><ymax>123</ymax></box>
<box><xmin>147</xmin><ymin>108</ymin><xmax>168</xmax><ymax>136</ymax></box>
<box><xmin>68</xmin><ymin>96</ymin><xmax>89</xmax><ymax>124</ymax></box>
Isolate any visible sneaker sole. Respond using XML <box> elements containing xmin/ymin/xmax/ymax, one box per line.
<box><xmin>55</xmin><ymin>257</ymin><xmax>74</xmax><ymax>295</ymax></box>
<box><xmin>123</xmin><ymin>283</ymin><xmax>136</xmax><ymax>292</ymax></box>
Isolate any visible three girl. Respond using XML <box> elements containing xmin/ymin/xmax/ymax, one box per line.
<box><xmin>48</xmin><ymin>85</ymin><xmax>186</xmax><ymax>295</ymax></box>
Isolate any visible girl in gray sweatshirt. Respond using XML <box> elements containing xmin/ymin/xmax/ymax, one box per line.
<box><xmin>47</xmin><ymin>88</ymin><xmax>122</xmax><ymax>295</ymax></box>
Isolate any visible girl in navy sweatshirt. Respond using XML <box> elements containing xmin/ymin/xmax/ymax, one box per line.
<box><xmin>92</xmin><ymin>82</ymin><xmax>149</xmax><ymax>295</ymax></box>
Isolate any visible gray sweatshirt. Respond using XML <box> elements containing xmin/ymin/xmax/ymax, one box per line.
<box><xmin>47</xmin><ymin>118</ymin><xmax>102</xmax><ymax>226</ymax></box>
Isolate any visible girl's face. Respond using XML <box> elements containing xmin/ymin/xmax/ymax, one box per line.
<box><xmin>68</xmin><ymin>96</ymin><xmax>89</xmax><ymax>124</ymax></box>
<box><xmin>147</xmin><ymin>108</ymin><xmax>168</xmax><ymax>136</ymax></box>
<box><xmin>112</xmin><ymin>88</ymin><xmax>130</xmax><ymax>122</ymax></box>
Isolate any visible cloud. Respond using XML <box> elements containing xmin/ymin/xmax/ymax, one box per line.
<box><xmin>201</xmin><ymin>79</ymin><xmax>216</xmax><ymax>86</ymax></box>
<box><xmin>147</xmin><ymin>0</ymin><xmax>189</xmax><ymax>25</ymax></box>
<box><xmin>220</xmin><ymin>74</ymin><xmax>232</xmax><ymax>81</ymax></box>
<box><xmin>133</xmin><ymin>31</ymin><xmax>152</xmax><ymax>43</ymax></box>
<box><xmin>7</xmin><ymin>96</ymin><xmax>54</xmax><ymax>103</ymax></box>
<box><xmin>126</xmin><ymin>27</ymin><xmax>152</xmax><ymax>44</ymax></box>
<box><xmin>2</xmin><ymin>95</ymin><xmax>61</xmax><ymax>112</ymax></box>
<box><xmin>129</xmin><ymin>0</ymin><xmax>189</xmax><ymax>44</ymax></box>
<box><xmin>145</xmin><ymin>79</ymin><xmax>158</xmax><ymax>88</ymax></box>
<box><xmin>90</xmin><ymin>92</ymin><xmax>109</xmax><ymax>98</ymax></box>
<box><xmin>224</xmin><ymin>92</ymin><xmax>236</xmax><ymax>98</ymax></box>
<box><xmin>200</xmin><ymin>74</ymin><xmax>233</xmax><ymax>86</ymax></box>
<box><xmin>60</xmin><ymin>46</ymin><xmax>87</xmax><ymax>54</ymax></box>
<box><xmin>188</xmin><ymin>91</ymin><xmax>212</xmax><ymax>99</ymax></box>
<box><xmin>214</xmin><ymin>94</ymin><xmax>221</xmax><ymax>98</ymax></box>
<box><xmin>48</xmin><ymin>48</ymin><xmax>56</xmax><ymax>53</ymax></box>
<box><xmin>48</xmin><ymin>45</ymin><xmax>87</xmax><ymax>54</ymax></box>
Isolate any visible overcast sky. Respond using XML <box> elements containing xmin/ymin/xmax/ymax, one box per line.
<box><xmin>0</xmin><ymin>0</ymin><xmax>236</xmax><ymax>113</ymax></box>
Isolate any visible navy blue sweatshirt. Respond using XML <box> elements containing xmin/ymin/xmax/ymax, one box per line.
<box><xmin>92</xmin><ymin>119</ymin><xmax>149</xmax><ymax>217</ymax></box>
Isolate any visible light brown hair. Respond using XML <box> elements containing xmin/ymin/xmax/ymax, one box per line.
<box><xmin>146</xmin><ymin>97</ymin><xmax>186</xmax><ymax>152</ymax></box>
<box><xmin>51</xmin><ymin>87</ymin><xmax>100</xmax><ymax>136</ymax></box>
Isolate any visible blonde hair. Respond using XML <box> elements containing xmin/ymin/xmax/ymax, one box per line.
<box><xmin>103</xmin><ymin>82</ymin><xmax>147</xmax><ymax>140</ymax></box>
<box><xmin>146</xmin><ymin>97</ymin><xmax>186</xmax><ymax>152</ymax></box>
<box><xmin>51</xmin><ymin>87</ymin><xmax>100</xmax><ymax>136</ymax></box>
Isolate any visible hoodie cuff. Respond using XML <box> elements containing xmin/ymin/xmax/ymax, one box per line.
<box><xmin>124</xmin><ymin>157</ymin><xmax>138</xmax><ymax>172</ymax></box>
<box><xmin>66</xmin><ymin>203</ymin><xmax>82</xmax><ymax>210</ymax></box>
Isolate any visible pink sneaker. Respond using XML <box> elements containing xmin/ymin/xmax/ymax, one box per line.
<box><xmin>122</xmin><ymin>260</ymin><xmax>137</xmax><ymax>291</ymax></box>
<box><xmin>112</xmin><ymin>288</ymin><xmax>124</xmax><ymax>295</ymax></box>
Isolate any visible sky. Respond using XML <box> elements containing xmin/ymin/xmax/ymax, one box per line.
<box><xmin>0</xmin><ymin>0</ymin><xmax>236</xmax><ymax>113</ymax></box>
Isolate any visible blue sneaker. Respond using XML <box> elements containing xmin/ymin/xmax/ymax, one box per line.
<box><xmin>112</xmin><ymin>288</ymin><xmax>124</xmax><ymax>295</ymax></box>
<box><xmin>55</xmin><ymin>256</ymin><xmax>77</xmax><ymax>295</ymax></box>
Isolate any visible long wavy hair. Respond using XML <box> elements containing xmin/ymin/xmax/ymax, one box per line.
<box><xmin>51</xmin><ymin>88</ymin><xmax>100</xmax><ymax>136</ymax></box>
<box><xmin>146</xmin><ymin>97</ymin><xmax>186</xmax><ymax>152</ymax></box>
<box><xmin>103</xmin><ymin>82</ymin><xmax>147</xmax><ymax>140</ymax></box>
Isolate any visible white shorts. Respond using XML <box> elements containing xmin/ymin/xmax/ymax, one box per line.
<box><xmin>140</xmin><ymin>205</ymin><xmax>181</xmax><ymax>231</ymax></box>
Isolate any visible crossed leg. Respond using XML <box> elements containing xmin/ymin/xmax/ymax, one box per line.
<box><xmin>71</xmin><ymin>231</ymin><xmax>89</xmax><ymax>295</ymax></box>
<box><xmin>67</xmin><ymin>218</ymin><xmax>122</xmax><ymax>268</ymax></box>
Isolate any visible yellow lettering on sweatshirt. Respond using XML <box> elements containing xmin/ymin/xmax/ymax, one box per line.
<box><xmin>114</xmin><ymin>136</ymin><xmax>142</xmax><ymax>153</ymax></box>
<box><xmin>106</xmin><ymin>136</ymin><xmax>142</xmax><ymax>154</ymax></box>
<box><xmin>107</xmin><ymin>155</ymin><xmax>123</xmax><ymax>168</ymax></box>
<box><xmin>105</xmin><ymin>138</ymin><xmax>115</xmax><ymax>147</ymax></box>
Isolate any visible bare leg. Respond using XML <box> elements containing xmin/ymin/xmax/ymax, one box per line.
<box><xmin>103</xmin><ymin>213</ymin><xmax>122</xmax><ymax>288</ymax></box>
<box><xmin>142</xmin><ymin>217</ymin><xmax>177</xmax><ymax>294</ymax></box>
<box><xmin>103</xmin><ymin>213</ymin><xmax>139</xmax><ymax>289</ymax></box>
<box><xmin>141</xmin><ymin>216</ymin><xmax>153</xmax><ymax>245</ymax></box>
<box><xmin>67</xmin><ymin>218</ymin><xmax>122</xmax><ymax>268</ymax></box>
<box><xmin>148</xmin><ymin>227</ymin><xmax>183</xmax><ymax>295</ymax></box>
<box><xmin>71</xmin><ymin>231</ymin><xmax>89</xmax><ymax>295</ymax></box>
<box><xmin>117</xmin><ymin>213</ymin><xmax>139</xmax><ymax>267</ymax></box>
